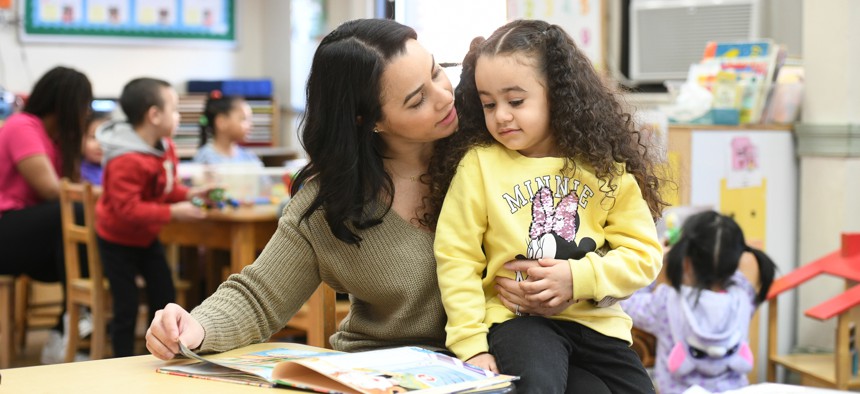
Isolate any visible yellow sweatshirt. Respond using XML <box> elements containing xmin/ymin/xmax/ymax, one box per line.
<box><xmin>435</xmin><ymin>143</ymin><xmax>662</xmax><ymax>361</ymax></box>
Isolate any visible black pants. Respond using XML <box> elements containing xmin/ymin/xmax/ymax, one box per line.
<box><xmin>0</xmin><ymin>202</ymin><xmax>88</xmax><ymax>332</ymax></box>
<box><xmin>489</xmin><ymin>316</ymin><xmax>655</xmax><ymax>394</ymax></box>
<box><xmin>97</xmin><ymin>236</ymin><xmax>175</xmax><ymax>357</ymax></box>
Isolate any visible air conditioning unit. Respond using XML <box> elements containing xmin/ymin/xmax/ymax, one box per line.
<box><xmin>624</xmin><ymin>0</ymin><xmax>763</xmax><ymax>85</ymax></box>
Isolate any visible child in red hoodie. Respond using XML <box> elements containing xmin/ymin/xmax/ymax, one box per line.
<box><xmin>95</xmin><ymin>77</ymin><xmax>207</xmax><ymax>357</ymax></box>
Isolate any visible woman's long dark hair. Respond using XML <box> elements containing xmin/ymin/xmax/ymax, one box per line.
<box><xmin>424</xmin><ymin>19</ymin><xmax>669</xmax><ymax>228</ymax></box>
<box><xmin>665</xmin><ymin>211</ymin><xmax>777</xmax><ymax>304</ymax></box>
<box><xmin>291</xmin><ymin>19</ymin><xmax>417</xmax><ymax>245</ymax></box>
<box><xmin>199</xmin><ymin>94</ymin><xmax>243</xmax><ymax>147</ymax></box>
<box><xmin>23</xmin><ymin>66</ymin><xmax>93</xmax><ymax>180</ymax></box>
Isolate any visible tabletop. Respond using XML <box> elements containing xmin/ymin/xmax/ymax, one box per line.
<box><xmin>0</xmin><ymin>343</ymin><xmax>311</xmax><ymax>393</ymax></box>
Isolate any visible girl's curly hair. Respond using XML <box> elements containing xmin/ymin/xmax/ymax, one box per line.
<box><xmin>423</xmin><ymin>19</ymin><xmax>669</xmax><ymax>229</ymax></box>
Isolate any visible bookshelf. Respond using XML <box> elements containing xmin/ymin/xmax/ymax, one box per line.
<box><xmin>175</xmin><ymin>94</ymin><xmax>280</xmax><ymax>159</ymax></box>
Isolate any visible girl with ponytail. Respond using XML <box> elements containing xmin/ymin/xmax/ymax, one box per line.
<box><xmin>623</xmin><ymin>210</ymin><xmax>777</xmax><ymax>393</ymax></box>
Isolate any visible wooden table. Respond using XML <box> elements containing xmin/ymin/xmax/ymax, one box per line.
<box><xmin>159</xmin><ymin>205</ymin><xmax>280</xmax><ymax>275</ymax></box>
<box><xmin>0</xmin><ymin>343</ymin><xmax>310</xmax><ymax>393</ymax></box>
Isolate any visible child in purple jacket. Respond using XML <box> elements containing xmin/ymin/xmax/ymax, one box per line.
<box><xmin>622</xmin><ymin>211</ymin><xmax>777</xmax><ymax>394</ymax></box>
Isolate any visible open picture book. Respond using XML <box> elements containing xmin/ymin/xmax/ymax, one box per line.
<box><xmin>156</xmin><ymin>342</ymin><xmax>517</xmax><ymax>393</ymax></box>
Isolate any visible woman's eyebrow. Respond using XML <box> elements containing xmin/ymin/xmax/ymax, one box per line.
<box><xmin>402</xmin><ymin>55</ymin><xmax>436</xmax><ymax>106</ymax></box>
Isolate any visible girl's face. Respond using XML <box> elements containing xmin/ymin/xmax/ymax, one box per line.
<box><xmin>475</xmin><ymin>53</ymin><xmax>555</xmax><ymax>158</ymax></box>
<box><xmin>374</xmin><ymin>39</ymin><xmax>458</xmax><ymax>146</ymax></box>
<box><xmin>218</xmin><ymin>101</ymin><xmax>253</xmax><ymax>143</ymax></box>
<box><xmin>82</xmin><ymin>119</ymin><xmax>105</xmax><ymax>163</ymax></box>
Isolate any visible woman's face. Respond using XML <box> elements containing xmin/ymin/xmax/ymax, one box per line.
<box><xmin>374</xmin><ymin>39</ymin><xmax>458</xmax><ymax>145</ymax></box>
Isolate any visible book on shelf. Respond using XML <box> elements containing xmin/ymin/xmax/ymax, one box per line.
<box><xmin>158</xmin><ymin>343</ymin><xmax>517</xmax><ymax>393</ymax></box>
<box><xmin>700</xmin><ymin>40</ymin><xmax>783</xmax><ymax>124</ymax></box>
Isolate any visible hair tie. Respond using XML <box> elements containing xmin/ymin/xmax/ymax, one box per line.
<box><xmin>210</xmin><ymin>89</ymin><xmax>222</xmax><ymax>99</ymax></box>
<box><xmin>199</xmin><ymin>115</ymin><xmax>208</xmax><ymax>126</ymax></box>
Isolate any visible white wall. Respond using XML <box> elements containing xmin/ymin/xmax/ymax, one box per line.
<box><xmin>0</xmin><ymin>1</ymin><xmax>266</xmax><ymax>97</ymax></box>
<box><xmin>794</xmin><ymin>0</ymin><xmax>860</xmax><ymax>352</ymax></box>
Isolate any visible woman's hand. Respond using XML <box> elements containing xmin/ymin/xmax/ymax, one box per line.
<box><xmin>466</xmin><ymin>353</ymin><xmax>499</xmax><ymax>373</ymax></box>
<box><xmin>145</xmin><ymin>303</ymin><xmax>205</xmax><ymax>360</ymax></box>
<box><xmin>495</xmin><ymin>258</ymin><xmax>575</xmax><ymax>316</ymax></box>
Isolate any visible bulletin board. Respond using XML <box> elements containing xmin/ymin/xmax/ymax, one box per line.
<box><xmin>21</xmin><ymin>0</ymin><xmax>235</xmax><ymax>44</ymax></box>
<box><xmin>506</xmin><ymin>0</ymin><xmax>605</xmax><ymax>70</ymax></box>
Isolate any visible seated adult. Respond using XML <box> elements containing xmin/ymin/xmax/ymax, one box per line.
<box><xmin>146</xmin><ymin>18</ymin><xmax>465</xmax><ymax>357</ymax></box>
<box><xmin>0</xmin><ymin>66</ymin><xmax>93</xmax><ymax>362</ymax></box>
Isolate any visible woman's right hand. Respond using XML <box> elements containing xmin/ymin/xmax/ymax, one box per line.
<box><xmin>145</xmin><ymin>303</ymin><xmax>204</xmax><ymax>360</ymax></box>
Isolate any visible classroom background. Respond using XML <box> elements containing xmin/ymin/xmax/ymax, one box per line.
<box><xmin>0</xmin><ymin>0</ymin><xmax>858</xmax><ymax>391</ymax></box>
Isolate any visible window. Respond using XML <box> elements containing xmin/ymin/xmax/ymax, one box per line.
<box><xmin>394</xmin><ymin>0</ymin><xmax>507</xmax><ymax>87</ymax></box>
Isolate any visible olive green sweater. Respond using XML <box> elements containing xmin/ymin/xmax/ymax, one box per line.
<box><xmin>191</xmin><ymin>182</ymin><xmax>448</xmax><ymax>353</ymax></box>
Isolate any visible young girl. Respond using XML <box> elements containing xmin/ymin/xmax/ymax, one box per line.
<box><xmin>430</xmin><ymin>20</ymin><xmax>667</xmax><ymax>393</ymax></box>
<box><xmin>622</xmin><ymin>211</ymin><xmax>777</xmax><ymax>394</ymax></box>
<box><xmin>80</xmin><ymin>112</ymin><xmax>111</xmax><ymax>185</ymax></box>
<box><xmin>192</xmin><ymin>92</ymin><xmax>263</xmax><ymax>166</ymax></box>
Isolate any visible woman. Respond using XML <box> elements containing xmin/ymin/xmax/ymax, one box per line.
<box><xmin>0</xmin><ymin>66</ymin><xmax>93</xmax><ymax>362</ymax></box>
<box><xmin>146</xmin><ymin>18</ymin><xmax>463</xmax><ymax>358</ymax></box>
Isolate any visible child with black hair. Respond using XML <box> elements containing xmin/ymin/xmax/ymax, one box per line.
<box><xmin>622</xmin><ymin>210</ymin><xmax>777</xmax><ymax>394</ymax></box>
<box><xmin>192</xmin><ymin>92</ymin><xmax>262</xmax><ymax>166</ymax></box>
<box><xmin>96</xmin><ymin>77</ymin><xmax>210</xmax><ymax>357</ymax></box>
<box><xmin>80</xmin><ymin>111</ymin><xmax>111</xmax><ymax>185</ymax></box>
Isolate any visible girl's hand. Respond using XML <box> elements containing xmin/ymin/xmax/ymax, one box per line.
<box><xmin>514</xmin><ymin>258</ymin><xmax>574</xmax><ymax>307</ymax></box>
<box><xmin>145</xmin><ymin>303</ymin><xmax>205</xmax><ymax>360</ymax></box>
<box><xmin>466</xmin><ymin>353</ymin><xmax>499</xmax><ymax>373</ymax></box>
<box><xmin>496</xmin><ymin>259</ymin><xmax>575</xmax><ymax>316</ymax></box>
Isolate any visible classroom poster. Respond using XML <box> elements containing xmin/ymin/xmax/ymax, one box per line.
<box><xmin>506</xmin><ymin>0</ymin><xmax>604</xmax><ymax>70</ymax></box>
<box><xmin>87</xmin><ymin>0</ymin><xmax>129</xmax><ymax>25</ymax></box>
<box><xmin>22</xmin><ymin>0</ymin><xmax>234</xmax><ymax>43</ymax></box>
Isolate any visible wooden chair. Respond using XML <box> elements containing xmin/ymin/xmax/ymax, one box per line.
<box><xmin>0</xmin><ymin>275</ymin><xmax>15</xmax><ymax>368</ymax></box>
<box><xmin>631</xmin><ymin>327</ymin><xmax>657</xmax><ymax>368</ymax></box>
<box><xmin>283</xmin><ymin>284</ymin><xmax>349</xmax><ymax>349</ymax></box>
<box><xmin>60</xmin><ymin>180</ymin><xmax>110</xmax><ymax>362</ymax></box>
<box><xmin>14</xmin><ymin>276</ymin><xmax>63</xmax><ymax>353</ymax></box>
<box><xmin>59</xmin><ymin>179</ymin><xmax>191</xmax><ymax>361</ymax></box>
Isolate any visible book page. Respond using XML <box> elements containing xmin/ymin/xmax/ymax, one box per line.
<box><xmin>273</xmin><ymin>347</ymin><xmax>516</xmax><ymax>394</ymax></box>
<box><xmin>158</xmin><ymin>343</ymin><xmax>340</xmax><ymax>388</ymax></box>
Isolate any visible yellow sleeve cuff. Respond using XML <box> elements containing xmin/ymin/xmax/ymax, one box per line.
<box><xmin>448</xmin><ymin>332</ymin><xmax>490</xmax><ymax>361</ymax></box>
<box><xmin>570</xmin><ymin>258</ymin><xmax>597</xmax><ymax>301</ymax></box>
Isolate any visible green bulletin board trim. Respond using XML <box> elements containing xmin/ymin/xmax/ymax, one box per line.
<box><xmin>23</xmin><ymin>0</ymin><xmax>235</xmax><ymax>42</ymax></box>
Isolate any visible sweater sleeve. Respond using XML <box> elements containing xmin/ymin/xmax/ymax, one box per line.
<box><xmin>434</xmin><ymin>150</ymin><xmax>491</xmax><ymax>361</ymax></box>
<box><xmin>191</xmin><ymin>187</ymin><xmax>322</xmax><ymax>353</ymax></box>
<box><xmin>570</xmin><ymin>172</ymin><xmax>663</xmax><ymax>302</ymax></box>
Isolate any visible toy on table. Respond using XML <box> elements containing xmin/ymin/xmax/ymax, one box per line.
<box><xmin>191</xmin><ymin>187</ymin><xmax>239</xmax><ymax>210</ymax></box>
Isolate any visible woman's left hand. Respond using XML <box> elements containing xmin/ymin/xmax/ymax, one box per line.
<box><xmin>495</xmin><ymin>258</ymin><xmax>575</xmax><ymax>316</ymax></box>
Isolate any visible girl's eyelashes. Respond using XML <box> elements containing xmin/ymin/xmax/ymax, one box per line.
<box><xmin>480</xmin><ymin>99</ymin><xmax>523</xmax><ymax>110</ymax></box>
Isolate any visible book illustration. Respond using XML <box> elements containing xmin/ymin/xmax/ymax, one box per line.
<box><xmin>158</xmin><ymin>344</ymin><xmax>517</xmax><ymax>393</ymax></box>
